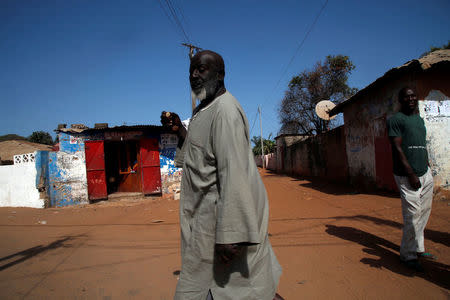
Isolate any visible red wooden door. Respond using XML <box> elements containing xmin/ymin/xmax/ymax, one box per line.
<box><xmin>140</xmin><ymin>138</ymin><xmax>161</xmax><ymax>194</ymax></box>
<box><xmin>375</xmin><ymin>137</ymin><xmax>398</xmax><ymax>191</ymax></box>
<box><xmin>85</xmin><ymin>141</ymin><xmax>108</xmax><ymax>200</ymax></box>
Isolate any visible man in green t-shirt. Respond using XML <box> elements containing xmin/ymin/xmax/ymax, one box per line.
<box><xmin>387</xmin><ymin>87</ymin><xmax>435</xmax><ymax>272</ymax></box>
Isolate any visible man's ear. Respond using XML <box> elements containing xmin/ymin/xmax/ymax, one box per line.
<box><xmin>218</xmin><ymin>71</ymin><xmax>225</xmax><ymax>81</ymax></box>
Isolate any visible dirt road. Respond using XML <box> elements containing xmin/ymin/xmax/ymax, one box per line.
<box><xmin>0</xmin><ymin>170</ymin><xmax>448</xmax><ymax>299</ymax></box>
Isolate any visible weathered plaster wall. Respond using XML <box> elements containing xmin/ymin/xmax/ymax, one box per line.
<box><xmin>419</xmin><ymin>90</ymin><xmax>450</xmax><ymax>191</ymax></box>
<box><xmin>159</xmin><ymin>133</ymin><xmax>182</xmax><ymax>199</ymax></box>
<box><xmin>49</xmin><ymin>133</ymin><xmax>88</xmax><ymax>207</ymax></box>
<box><xmin>342</xmin><ymin>69</ymin><xmax>450</xmax><ymax>193</ymax></box>
<box><xmin>342</xmin><ymin>78</ymin><xmax>401</xmax><ymax>189</ymax></box>
<box><xmin>323</xmin><ymin>126</ymin><xmax>349</xmax><ymax>182</ymax></box>
<box><xmin>275</xmin><ymin>127</ymin><xmax>348</xmax><ymax>183</ymax></box>
<box><xmin>291</xmin><ymin>140</ymin><xmax>313</xmax><ymax>177</ymax></box>
<box><xmin>35</xmin><ymin>151</ymin><xmax>50</xmax><ymax>207</ymax></box>
<box><xmin>275</xmin><ymin>135</ymin><xmax>310</xmax><ymax>173</ymax></box>
<box><xmin>275</xmin><ymin>140</ymin><xmax>283</xmax><ymax>172</ymax></box>
<box><xmin>0</xmin><ymin>161</ymin><xmax>45</xmax><ymax>208</ymax></box>
<box><xmin>254</xmin><ymin>153</ymin><xmax>276</xmax><ymax>170</ymax></box>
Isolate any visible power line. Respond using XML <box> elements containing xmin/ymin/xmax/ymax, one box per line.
<box><xmin>157</xmin><ymin>0</ymin><xmax>180</xmax><ymax>39</ymax></box>
<box><xmin>249</xmin><ymin>110</ymin><xmax>259</xmax><ymax>135</ymax></box>
<box><xmin>253</xmin><ymin>115</ymin><xmax>282</xmax><ymax>139</ymax></box>
<box><xmin>164</xmin><ymin>0</ymin><xmax>190</xmax><ymax>42</ymax></box>
<box><xmin>172</xmin><ymin>0</ymin><xmax>192</xmax><ymax>41</ymax></box>
<box><xmin>157</xmin><ymin>0</ymin><xmax>191</xmax><ymax>43</ymax></box>
<box><xmin>271</xmin><ymin>0</ymin><xmax>329</xmax><ymax>99</ymax></box>
<box><xmin>248</xmin><ymin>0</ymin><xmax>329</xmax><ymax>136</ymax></box>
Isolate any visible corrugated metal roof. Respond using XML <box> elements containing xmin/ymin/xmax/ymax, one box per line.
<box><xmin>329</xmin><ymin>49</ymin><xmax>450</xmax><ymax>116</ymax></box>
<box><xmin>56</xmin><ymin>124</ymin><xmax>163</xmax><ymax>134</ymax></box>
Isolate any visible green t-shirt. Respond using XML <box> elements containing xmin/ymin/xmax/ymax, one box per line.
<box><xmin>387</xmin><ymin>112</ymin><xmax>428</xmax><ymax>177</ymax></box>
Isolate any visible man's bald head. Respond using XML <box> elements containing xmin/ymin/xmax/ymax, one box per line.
<box><xmin>189</xmin><ymin>50</ymin><xmax>226</xmax><ymax>104</ymax></box>
<box><xmin>191</xmin><ymin>50</ymin><xmax>225</xmax><ymax>76</ymax></box>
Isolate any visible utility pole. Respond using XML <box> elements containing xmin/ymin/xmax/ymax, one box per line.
<box><xmin>181</xmin><ymin>43</ymin><xmax>203</xmax><ymax>113</ymax></box>
<box><xmin>181</xmin><ymin>43</ymin><xmax>203</xmax><ymax>59</ymax></box>
<box><xmin>259</xmin><ymin>106</ymin><xmax>265</xmax><ymax>169</ymax></box>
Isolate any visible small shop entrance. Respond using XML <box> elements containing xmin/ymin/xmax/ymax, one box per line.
<box><xmin>104</xmin><ymin>141</ymin><xmax>142</xmax><ymax>194</ymax></box>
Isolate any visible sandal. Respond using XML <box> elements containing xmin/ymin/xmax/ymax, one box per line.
<box><xmin>417</xmin><ymin>252</ymin><xmax>437</xmax><ymax>260</ymax></box>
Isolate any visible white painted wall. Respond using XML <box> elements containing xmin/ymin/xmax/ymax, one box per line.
<box><xmin>254</xmin><ymin>153</ymin><xmax>276</xmax><ymax>170</ymax></box>
<box><xmin>419</xmin><ymin>90</ymin><xmax>450</xmax><ymax>189</ymax></box>
<box><xmin>0</xmin><ymin>164</ymin><xmax>45</xmax><ymax>208</ymax></box>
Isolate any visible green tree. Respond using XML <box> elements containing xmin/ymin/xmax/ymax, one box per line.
<box><xmin>278</xmin><ymin>55</ymin><xmax>357</xmax><ymax>135</ymax></box>
<box><xmin>28</xmin><ymin>131</ymin><xmax>54</xmax><ymax>145</ymax></box>
<box><xmin>251</xmin><ymin>135</ymin><xmax>276</xmax><ymax>156</ymax></box>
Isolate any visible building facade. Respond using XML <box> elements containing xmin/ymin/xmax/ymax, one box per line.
<box><xmin>41</xmin><ymin>124</ymin><xmax>180</xmax><ymax>207</ymax></box>
<box><xmin>329</xmin><ymin>50</ymin><xmax>450</xmax><ymax>198</ymax></box>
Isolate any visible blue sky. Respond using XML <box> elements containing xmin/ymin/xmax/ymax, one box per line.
<box><xmin>1</xmin><ymin>0</ymin><xmax>449</xmax><ymax>140</ymax></box>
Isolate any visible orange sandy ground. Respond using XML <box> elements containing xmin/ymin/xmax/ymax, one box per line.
<box><xmin>0</xmin><ymin>169</ymin><xmax>448</xmax><ymax>299</ymax></box>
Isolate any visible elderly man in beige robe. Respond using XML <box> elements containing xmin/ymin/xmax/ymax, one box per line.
<box><xmin>161</xmin><ymin>50</ymin><xmax>282</xmax><ymax>300</ymax></box>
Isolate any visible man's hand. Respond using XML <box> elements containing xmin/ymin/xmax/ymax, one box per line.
<box><xmin>215</xmin><ymin>243</ymin><xmax>243</xmax><ymax>264</ymax></box>
<box><xmin>160</xmin><ymin>111</ymin><xmax>182</xmax><ymax>132</ymax></box>
<box><xmin>390</xmin><ymin>136</ymin><xmax>421</xmax><ymax>190</ymax></box>
<box><xmin>408</xmin><ymin>173</ymin><xmax>421</xmax><ymax>190</ymax></box>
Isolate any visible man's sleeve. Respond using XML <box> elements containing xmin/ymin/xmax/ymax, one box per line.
<box><xmin>173</xmin><ymin>142</ymin><xmax>185</xmax><ymax>168</ymax></box>
<box><xmin>212</xmin><ymin>106</ymin><xmax>260</xmax><ymax>245</ymax></box>
<box><xmin>387</xmin><ymin>116</ymin><xmax>402</xmax><ymax>137</ymax></box>
<box><xmin>173</xmin><ymin>119</ymin><xmax>190</xmax><ymax>168</ymax></box>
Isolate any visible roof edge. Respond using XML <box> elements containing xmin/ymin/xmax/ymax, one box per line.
<box><xmin>329</xmin><ymin>49</ymin><xmax>450</xmax><ymax>116</ymax></box>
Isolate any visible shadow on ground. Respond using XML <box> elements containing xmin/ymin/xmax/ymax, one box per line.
<box><xmin>262</xmin><ymin>169</ymin><xmax>398</xmax><ymax>197</ymax></box>
<box><xmin>0</xmin><ymin>235</ymin><xmax>85</xmax><ymax>271</ymax></box>
<box><xmin>332</xmin><ymin>215</ymin><xmax>450</xmax><ymax>247</ymax></box>
<box><xmin>325</xmin><ymin>222</ymin><xmax>450</xmax><ymax>290</ymax></box>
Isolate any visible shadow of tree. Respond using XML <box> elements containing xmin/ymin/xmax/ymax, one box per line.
<box><xmin>325</xmin><ymin>225</ymin><xmax>450</xmax><ymax>290</ymax></box>
<box><xmin>0</xmin><ymin>235</ymin><xmax>84</xmax><ymax>271</ymax></box>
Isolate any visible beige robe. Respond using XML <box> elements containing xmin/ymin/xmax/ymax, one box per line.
<box><xmin>174</xmin><ymin>91</ymin><xmax>281</xmax><ymax>300</ymax></box>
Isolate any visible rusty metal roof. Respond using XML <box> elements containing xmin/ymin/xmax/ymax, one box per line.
<box><xmin>329</xmin><ymin>49</ymin><xmax>450</xmax><ymax>116</ymax></box>
<box><xmin>56</xmin><ymin>124</ymin><xmax>163</xmax><ymax>134</ymax></box>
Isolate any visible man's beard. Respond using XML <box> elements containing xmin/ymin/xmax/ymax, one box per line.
<box><xmin>190</xmin><ymin>78</ymin><xmax>219</xmax><ymax>106</ymax></box>
<box><xmin>191</xmin><ymin>87</ymin><xmax>207</xmax><ymax>102</ymax></box>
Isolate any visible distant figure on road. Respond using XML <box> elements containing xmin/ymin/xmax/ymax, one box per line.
<box><xmin>387</xmin><ymin>86</ymin><xmax>435</xmax><ymax>272</ymax></box>
<box><xmin>161</xmin><ymin>50</ymin><xmax>283</xmax><ymax>300</ymax></box>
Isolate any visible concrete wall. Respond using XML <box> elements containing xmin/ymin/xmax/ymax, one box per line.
<box><xmin>159</xmin><ymin>133</ymin><xmax>182</xmax><ymax>199</ymax></box>
<box><xmin>342</xmin><ymin>68</ymin><xmax>450</xmax><ymax>194</ymax></box>
<box><xmin>35</xmin><ymin>151</ymin><xmax>50</xmax><ymax>207</ymax></box>
<box><xmin>255</xmin><ymin>153</ymin><xmax>276</xmax><ymax>170</ymax></box>
<box><xmin>275</xmin><ymin>135</ymin><xmax>310</xmax><ymax>173</ymax></box>
<box><xmin>49</xmin><ymin>132</ymin><xmax>89</xmax><ymax>207</ymax></box>
<box><xmin>419</xmin><ymin>90</ymin><xmax>450</xmax><ymax>192</ymax></box>
<box><xmin>342</xmin><ymin>85</ymin><xmax>397</xmax><ymax>189</ymax></box>
<box><xmin>0</xmin><ymin>156</ymin><xmax>45</xmax><ymax>208</ymax></box>
<box><xmin>275</xmin><ymin>127</ymin><xmax>348</xmax><ymax>183</ymax></box>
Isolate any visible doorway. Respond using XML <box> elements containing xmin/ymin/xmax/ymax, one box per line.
<box><xmin>104</xmin><ymin>141</ymin><xmax>142</xmax><ymax>194</ymax></box>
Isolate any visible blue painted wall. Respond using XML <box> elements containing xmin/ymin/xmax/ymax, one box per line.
<box><xmin>47</xmin><ymin>132</ymin><xmax>88</xmax><ymax>207</ymax></box>
<box><xmin>59</xmin><ymin>132</ymin><xmax>85</xmax><ymax>153</ymax></box>
<box><xmin>35</xmin><ymin>151</ymin><xmax>50</xmax><ymax>206</ymax></box>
